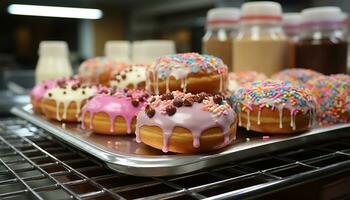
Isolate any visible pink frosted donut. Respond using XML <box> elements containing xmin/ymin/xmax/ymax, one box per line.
<box><xmin>31</xmin><ymin>79</ymin><xmax>57</xmax><ymax>113</ymax></box>
<box><xmin>81</xmin><ymin>88</ymin><xmax>149</xmax><ymax>135</ymax></box>
<box><xmin>136</xmin><ymin>91</ymin><xmax>237</xmax><ymax>153</ymax></box>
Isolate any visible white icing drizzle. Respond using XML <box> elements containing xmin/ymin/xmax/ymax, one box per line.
<box><xmin>110</xmin><ymin>65</ymin><xmax>147</xmax><ymax>89</ymax></box>
<box><xmin>43</xmin><ymin>83</ymin><xmax>94</xmax><ymax>121</ymax></box>
<box><xmin>246</xmin><ymin>110</ymin><xmax>250</xmax><ymax>131</ymax></box>
<box><xmin>257</xmin><ymin>110</ymin><xmax>261</xmax><ymax>125</ymax></box>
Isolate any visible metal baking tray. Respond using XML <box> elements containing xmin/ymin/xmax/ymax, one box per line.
<box><xmin>11</xmin><ymin>104</ymin><xmax>350</xmax><ymax>177</ymax></box>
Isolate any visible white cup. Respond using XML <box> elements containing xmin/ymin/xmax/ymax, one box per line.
<box><xmin>35</xmin><ymin>41</ymin><xmax>72</xmax><ymax>83</ymax></box>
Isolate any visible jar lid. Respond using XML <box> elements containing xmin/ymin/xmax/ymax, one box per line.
<box><xmin>207</xmin><ymin>8</ymin><xmax>240</xmax><ymax>25</ymax></box>
<box><xmin>240</xmin><ymin>1</ymin><xmax>282</xmax><ymax>21</ymax></box>
<box><xmin>104</xmin><ymin>40</ymin><xmax>130</xmax><ymax>61</ymax></box>
<box><xmin>38</xmin><ymin>41</ymin><xmax>69</xmax><ymax>56</ymax></box>
<box><xmin>301</xmin><ymin>7</ymin><xmax>343</xmax><ymax>27</ymax></box>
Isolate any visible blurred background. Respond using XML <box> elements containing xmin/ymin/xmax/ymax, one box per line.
<box><xmin>1</xmin><ymin>0</ymin><xmax>349</xmax><ymax>69</ymax></box>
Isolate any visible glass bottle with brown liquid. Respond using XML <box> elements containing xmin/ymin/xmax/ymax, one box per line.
<box><xmin>233</xmin><ymin>1</ymin><xmax>288</xmax><ymax>76</ymax></box>
<box><xmin>295</xmin><ymin>7</ymin><xmax>348</xmax><ymax>75</ymax></box>
<box><xmin>202</xmin><ymin>8</ymin><xmax>240</xmax><ymax>72</ymax></box>
<box><xmin>283</xmin><ymin>13</ymin><xmax>301</xmax><ymax>68</ymax></box>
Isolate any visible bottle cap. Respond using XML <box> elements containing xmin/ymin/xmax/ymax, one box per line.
<box><xmin>207</xmin><ymin>8</ymin><xmax>240</xmax><ymax>25</ymax></box>
<box><xmin>38</xmin><ymin>41</ymin><xmax>69</xmax><ymax>57</ymax></box>
<box><xmin>283</xmin><ymin>13</ymin><xmax>301</xmax><ymax>26</ymax></box>
<box><xmin>132</xmin><ymin>40</ymin><xmax>175</xmax><ymax>64</ymax></box>
<box><xmin>240</xmin><ymin>1</ymin><xmax>282</xmax><ymax>21</ymax></box>
<box><xmin>104</xmin><ymin>41</ymin><xmax>130</xmax><ymax>62</ymax></box>
<box><xmin>301</xmin><ymin>7</ymin><xmax>343</xmax><ymax>27</ymax></box>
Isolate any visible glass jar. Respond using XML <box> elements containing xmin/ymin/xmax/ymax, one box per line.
<box><xmin>202</xmin><ymin>8</ymin><xmax>240</xmax><ymax>71</ymax></box>
<box><xmin>283</xmin><ymin>13</ymin><xmax>301</xmax><ymax>68</ymax></box>
<box><xmin>233</xmin><ymin>1</ymin><xmax>288</xmax><ymax>76</ymax></box>
<box><xmin>35</xmin><ymin>41</ymin><xmax>72</xmax><ymax>83</ymax></box>
<box><xmin>295</xmin><ymin>7</ymin><xmax>348</xmax><ymax>75</ymax></box>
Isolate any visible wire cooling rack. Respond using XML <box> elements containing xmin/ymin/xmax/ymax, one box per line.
<box><xmin>0</xmin><ymin>118</ymin><xmax>349</xmax><ymax>200</ymax></box>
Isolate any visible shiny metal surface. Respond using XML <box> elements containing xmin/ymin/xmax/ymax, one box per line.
<box><xmin>0</xmin><ymin>118</ymin><xmax>349</xmax><ymax>199</ymax></box>
<box><xmin>11</xmin><ymin>104</ymin><xmax>350</xmax><ymax>177</ymax></box>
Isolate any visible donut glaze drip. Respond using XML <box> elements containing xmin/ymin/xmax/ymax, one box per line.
<box><xmin>135</xmin><ymin>91</ymin><xmax>235</xmax><ymax>153</ymax></box>
<box><xmin>146</xmin><ymin>53</ymin><xmax>228</xmax><ymax>94</ymax></box>
<box><xmin>31</xmin><ymin>79</ymin><xmax>57</xmax><ymax>109</ymax></box>
<box><xmin>81</xmin><ymin>89</ymin><xmax>148</xmax><ymax>133</ymax></box>
<box><xmin>232</xmin><ymin>80</ymin><xmax>316</xmax><ymax>130</ymax></box>
<box><xmin>43</xmin><ymin>81</ymin><xmax>95</xmax><ymax>121</ymax></box>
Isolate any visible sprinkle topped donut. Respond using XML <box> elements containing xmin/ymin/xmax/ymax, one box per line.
<box><xmin>81</xmin><ymin>88</ymin><xmax>149</xmax><ymax>134</ymax></box>
<box><xmin>146</xmin><ymin>53</ymin><xmax>228</xmax><ymax>94</ymax></box>
<box><xmin>110</xmin><ymin>64</ymin><xmax>149</xmax><ymax>89</ymax></box>
<box><xmin>272</xmin><ymin>68</ymin><xmax>323</xmax><ymax>87</ymax></box>
<box><xmin>233</xmin><ymin>80</ymin><xmax>316</xmax><ymax>133</ymax></box>
<box><xmin>306</xmin><ymin>75</ymin><xmax>350</xmax><ymax>125</ymax></box>
<box><xmin>79</xmin><ymin>57</ymin><xmax>128</xmax><ymax>86</ymax></box>
<box><xmin>228</xmin><ymin>71</ymin><xmax>267</xmax><ymax>92</ymax></box>
<box><xmin>136</xmin><ymin>91</ymin><xmax>236</xmax><ymax>153</ymax></box>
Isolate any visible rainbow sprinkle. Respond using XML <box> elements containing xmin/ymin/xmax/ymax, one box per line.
<box><xmin>153</xmin><ymin>53</ymin><xmax>228</xmax><ymax>80</ymax></box>
<box><xmin>306</xmin><ymin>75</ymin><xmax>350</xmax><ymax>125</ymax></box>
<box><xmin>272</xmin><ymin>68</ymin><xmax>324</xmax><ymax>88</ymax></box>
<box><xmin>232</xmin><ymin>80</ymin><xmax>316</xmax><ymax>115</ymax></box>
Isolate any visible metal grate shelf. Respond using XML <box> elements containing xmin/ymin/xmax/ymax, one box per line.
<box><xmin>0</xmin><ymin>118</ymin><xmax>349</xmax><ymax>200</ymax></box>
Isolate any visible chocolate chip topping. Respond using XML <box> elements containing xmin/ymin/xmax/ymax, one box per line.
<box><xmin>63</xmin><ymin>91</ymin><xmax>66</xmax><ymax>95</ymax></box>
<box><xmin>48</xmin><ymin>93</ymin><xmax>52</xmax><ymax>97</ymax></box>
<box><xmin>145</xmin><ymin>105</ymin><xmax>155</xmax><ymax>118</ymax></box>
<box><xmin>82</xmin><ymin>91</ymin><xmax>85</xmax><ymax>95</ymax></box>
<box><xmin>213</xmin><ymin>94</ymin><xmax>223</xmax><ymax>105</ymax></box>
<box><xmin>183</xmin><ymin>98</ymin><xmax>193</xmax><ymax>106</ymax></box>
<box><xmin>139</xmin><ymin>97</ymin><xmax>145</xmax><ymax>102</ymax></box>
<box><xmin>166</xmin><ymin>105</ymin><xmax>176</xmax><ymax>116</ymax></box>
<box><xmin>161</xmin><ymin>93</ymin><xmax>174</xmax><ymax>101</ymax></box>
<box><xmin>173</xmin><ymin>97</ymin><xmax>183</xmax><ymax>107</ymax></box>
<box><xmin>121</xmin><ymin>74</ymin><xmax>126</xmax><ymax>80</ymax></box>
<box><xmin>149</xmin><ymin>97</ymin><xmax>156</xmax><ymax>103</ymax></box>
<box><xmin>131</xmin><ymin>99</ymin><xmax>139</xmax><ymax>107</ymax></box>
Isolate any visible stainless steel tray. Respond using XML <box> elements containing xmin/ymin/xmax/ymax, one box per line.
<box><xmin>11</xmin><ymin>104</ymin><xmax>350</xmax><ymax>177</ymax></box>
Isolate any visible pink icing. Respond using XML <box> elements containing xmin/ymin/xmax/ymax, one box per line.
<box><xmin>81</xmin><ymin>90</ymin><xmax>147</xmax><ymax>134</ymax></box>
<box><xmin>30</xmin><ymin>80</ymin><xmax>57</xmax><ymax>108</ymax></box>
<box><xmin>135</xmin><ymin>93</ymin><xmax>236</xmax><ymax>153</ymax></box>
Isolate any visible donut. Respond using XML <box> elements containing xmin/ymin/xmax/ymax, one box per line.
<box><xmin>306</xmin><ymin>75</ymin><xmax>350</xmax><ymax>126</ymax></box>
<box><xmin>79</xmin><ymin>57</ymin><xmax>128</xmax><ymax>86</ymax></box>
<box><xmin>146</xmin><ymin>53</ymin><xmax>228</xmax><ymax>95</ymax></box>
<box><xmin>31</xmin><ymin>79</ymin><xmax>57</xmax><ymax>113</ymax></box>
<box><xmin>228</xmin><ymin>71</ymin><xmax>267</xmax><ymax>92</ymax></box>
<box><xmin>272</xmin><ymin>68</ymin><xmax>323</xmax><ymax>88</ymax></box>
<box><xmin>110</xmin><ymin>64</ymin><xmax>149</xmax><ymax>89</ymax></box>
<box><xmin>232</xmin><ymin>80</ymin><xmax>316</xmax><ymax>133</ymax></box>
<box><xmin>81</xmin><ymin>88</ymin><xmax>149</xmax><ymax>135</ymax></box>
<box><xmin>135</xmin><ymin>91</ymin><xmax>237</xmax><ymax>153</ymax></box>
<box><xmin>41</xmin><ymin>80</ymin><xmax>95</xmax><ymax>122</ymax></box>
